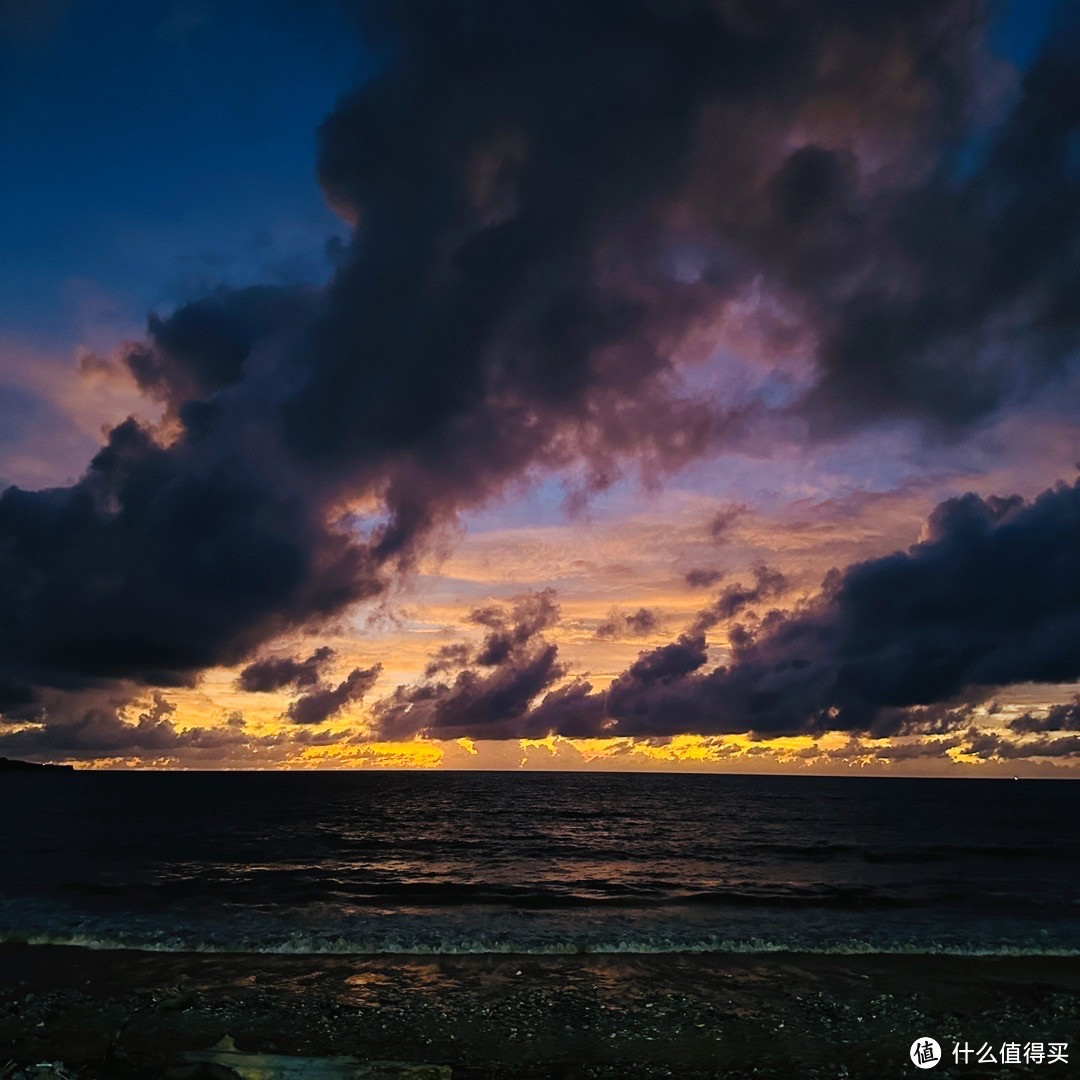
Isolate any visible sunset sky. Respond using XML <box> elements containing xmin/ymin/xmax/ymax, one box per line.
<box><xmin>1</xmin><ymin>0</ymin><xmax>1079</xmax><ymax>774</ymax></box>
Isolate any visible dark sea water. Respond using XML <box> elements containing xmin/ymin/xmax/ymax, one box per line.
<box><xmin>0</xmin><ymin>771</ymin><xmax>1077</xmax><ymax>956</ymax></box>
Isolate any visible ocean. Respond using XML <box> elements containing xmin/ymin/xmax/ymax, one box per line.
<box><xmin>1</xmin><ymin>771</ymin><xmax>1077</xmax><ymax>957</ymax></box>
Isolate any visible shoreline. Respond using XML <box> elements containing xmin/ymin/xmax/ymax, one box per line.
<box><xmin>1</xmin><ymin>945</ymin><xmax>1077</xmax><ymax>1077</ymax></box>
<box><xmin>6</xmin><ymin>939</ymin><xmax>1080</xmax><ymax>958</ymax></box>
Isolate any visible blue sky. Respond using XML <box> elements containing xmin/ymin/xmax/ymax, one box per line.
<box><xmin>0</xmin><ymin>0</ymin><xmax>365</xmax><ymax>349</ymax></box>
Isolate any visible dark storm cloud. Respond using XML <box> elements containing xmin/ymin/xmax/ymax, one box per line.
<box><xmin>375</xmin><ymin>590</ymin><xmax>566</xmax><ymax>740</ymax></box>
<box><xmin>685</xmin><ymin>568</ymin><xmax>726</xmax><ymax>589</ymax></box>
<box><xmin>280</xmin><ymin>0</ymin><xmax>752</xmax><ymax>557</ymax></box>
<box><xmin>238</xmin><ymin>643</ymin><xmax>382</xmax><ymax>725</ymax></box>
<box><xmin>866</xmin><ymin>736</ymin><xmax>963</xmax><ymax>762</ymax></box>
<box><xmin>423</xmin><ymin>643</ymin><xmax>472</xmax><ymax>678</ymax></box>
<box><xmin>0</xmin><ymin>692</ymin><xmax>285</xmax><ymax>758</ymax></box>
<box><xmin>776</xmin><ymin>11</ymin><xmax>1080</xmax><ymax>433</ymax></box>
<box><xmin>689</xmin><ymin>564</ymin><xmax>786</xmax><ymax>633</ymax></box>
<box><xmin>376</xmin><ymin>646</ymin><xmax>564</xmax><ymax>741</ymax></box>
<box><xmin>238</xmin><ymin>646</ymin><xmax>336</xmax><ymax>692</ymax></box>
<box><xmin>377</xmin><ymin>480</ymin><xmax>1080</xmax><ymax>741</ymax></box>
<box><xmin>1008</xmin><ymin>697</ymin><xmax>1080</xmax><ymax>734</ymax></box>
<box><xmin>122</xmin><ymin>286</ymin><xmax>314</xmax><ymax>416</ymax></box>
<box><xmin>595</xmin><ymin>607</ymin><xmax>660</xmax><ymax>639</ymax></box>
<box><xmin>882</xmin><ymin>701</ymin><xmax>983</xmax><ymax>737</ymax></box>
<box><xmin>961</xmin><ymin>730</ymin><xmax>1080</xmax><ymax>760</ymax></box>
<box><xmin>471</xmin><ymin>590</ymin><xmax>560</xmax><ymax>666</ymax></box>
<box><xmin>4</xmin><ymin>0</ymin><xmax>1079</xmax><ymax>739</ymax></box>
<box><xmin>641</xmin><ymin>480</ymin><xmax>1080</xmax><ymax>738</ymax></box>
<box><xmin>620</xmin><ymin>633</ymin><xmax>710</xmax><ymax>685</ymax></box>
<box><xmin>0</xmin><ymin>417</ymin><xmax>380</xmax><ymax>712</ymax></box>
<box><xmin>292</xmin><ymin>0</ymin><xmax>1066</xmax><ymax>525</ymax></box>
<box><xmin>285</xmin><ymin>663</ymin><xmax>382</xmax><ymax>725</ymax></box>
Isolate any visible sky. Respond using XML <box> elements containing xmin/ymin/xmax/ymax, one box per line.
<box><xmin>1</xmin><ymin>0</ymin><xmax>1079</xmax><ymax>775</ymax></box>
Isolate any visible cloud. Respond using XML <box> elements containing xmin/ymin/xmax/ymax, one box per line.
<box><xmin>685</xmin><ymin>567</ymin><xmax>725</xmax><ymax>589</ymax></box>
<box><xmin>595</xmin><ymin>606</ymin><xmax>660</xmax><ymax>639</ymax></box>
<box><xmin>1008</xmin><ymin>696</ymin><xmax>1080</xmax><ymax>733</ymax></box>
<box><xmin>961</xmin><ymin>729</ymin><xmax>1080</xmax><ymax>760</ymax></box>
<box><xmin>0</xmin><ymin>691</ymin><xmax>285</xmax><ymax>759</ymax></box>
<box><xmin>658</xmin><ymin>480</ymin><xmax>1080</xmax><ymax>737</ymax></box>
<box><xmin>423</xmin><ymin>643</ymin><xmax>472</xmax><ymax>678</ymax></box>
<box><xmin>237</xmin><ymin>643</ymin><xmax>382</xmax><ymax>725</ymax></box>
<box><xmin>376</xmin><ymin>646</ymin><xmax>564</xmax><ymax>741</ymax></box>
<box><xmin>237</xmin><ymin>645</ymin><xmax>336</xmax><ymax>692</ymax></box>
<box><xmin>789</xmin><ymin>14</ymin><xmax>1080</xmax><ymax>434</ymax></box>
<box><xmin>708</xmin><ymin>504</ymin><xmax>745</xmax><ymax>543</ymax></box>
<box><xmin>865</xmin><ymin>735</ymin><xmax>963</xmax><ymax>762</ymax></box>
<box><xmin>689</xmin><ymin>563</ymin><xmax>787</xmax><ymax>633</ymax></box>
<box><xmin>471</xmin><ymin>589</ymin><xmax>560</xmax><ymax>665</ymax></box>
<box><xmin>121</xmin><ymin>285</ymin><xmax>314</xmax><ymax>418</ymax></box>
<box><xmin>619</xmin><ymin>633</ymin><xmax>710</xmax><ymax>685</ymax></box>
<box><xmin>285</xmin><ymin>663</ymin><xmax>382</xmax><ymax>725</ymax></box>
<box><xmin>0</xmin><ymin>415</ymin><xmax>380</xmax><ymax>717</ymax></box>
<box><xmin>375</xmin><ymin>590</ymin><xmax>566</xmax><ymax>740</ymax></box>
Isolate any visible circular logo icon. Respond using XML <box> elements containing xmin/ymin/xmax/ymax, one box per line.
<box><xmin>910</xmin><ymin>1037</ymin><xmax>942</xmax><ymax>1069</ymax></box>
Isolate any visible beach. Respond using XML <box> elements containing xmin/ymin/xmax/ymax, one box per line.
<box><xmin>1</xmin><ymin>945</ymin><xmax>1077</xmax><ymax>1078</ymax></box>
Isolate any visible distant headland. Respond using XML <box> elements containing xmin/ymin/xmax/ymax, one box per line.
<box><xmin>0</xmin><ymin>757</ymin><xmax>74</xmax><ymax>772</ymax></box>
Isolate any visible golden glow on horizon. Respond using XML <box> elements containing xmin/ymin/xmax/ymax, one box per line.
<box><xmin>55</xmin><ymin>723</ymin><xmax>1080</xmax><ymax>777</ymax></box>
<box><xmin>297</xmin><ymin>740</ymin><xmax>446</xmax><ymax>769</ymax></box>
<box><xmin>85</xmin><ymin>663</ymin><xmax>1080</xmax><ymax>776</ymax></box>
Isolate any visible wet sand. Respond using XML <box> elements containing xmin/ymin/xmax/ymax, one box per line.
<box><xmin>0</xmin><ymin>945</ymin><xmax>1077</xmax><ymax>1078</ymax></box>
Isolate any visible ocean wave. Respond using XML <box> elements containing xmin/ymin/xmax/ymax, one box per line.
<box><xmin>3</xmin><ymin>927</ymin><xmax>1078</xmax><ymax>958</ymax></box>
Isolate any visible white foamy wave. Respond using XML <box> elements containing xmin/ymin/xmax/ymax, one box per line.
<box><xmin>3</xmin><ymin>927</ymin><xmax>1078</xmax><ymax>958</ymax></box>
